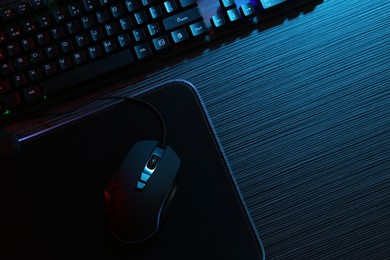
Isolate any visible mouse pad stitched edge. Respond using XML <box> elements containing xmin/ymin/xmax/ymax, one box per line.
<box><xmin>0</xmin><ymin>80</ymin><xmax>265</xmax><ymax>260</ymax></box>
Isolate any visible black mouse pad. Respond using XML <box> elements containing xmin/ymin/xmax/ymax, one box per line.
<box><xmin>0</xmin><ymin>80</ymin><xmax>264</xmax><ymax>259</ymax></box>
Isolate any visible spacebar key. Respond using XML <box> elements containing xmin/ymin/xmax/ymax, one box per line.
<box><xmin>162</xmin><ymin>7</ymin><xmax>202</xmax><ymax>31</ymax></box>
<box><xmin>41</xmin><ymin>50</ymin><xmax>134</xmax><ymax>96</ymax></box>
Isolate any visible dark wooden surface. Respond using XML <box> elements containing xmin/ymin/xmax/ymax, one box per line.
<box><xmin>122</xmin><ymin>1</ymin><xmax>390</xmax><ymax>258</ymax></box>
<box><xmin>7</xmin><ymin>0</ymin><xmax>390</xmax><ymax>258</ymax></box>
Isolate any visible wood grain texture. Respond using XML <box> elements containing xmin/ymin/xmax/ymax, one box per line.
<box><xmin>7</xmin><ymin>0</ymin><xmax>390</xmax><ymax>258</ymax></box>
<box><xmin>120</xmin><ymin>1</ymin><xmax>390</xmax><ymax>258</ymax></box>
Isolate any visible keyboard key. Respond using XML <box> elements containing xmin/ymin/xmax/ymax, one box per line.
<box><xmin>7</xmin><ymin>25</ymin><xmax>23</xmax><ymax>40</ymax></box>
<box><xmin>134</xmin><ymin>42</ymin><xmax>153</xmax><ymax>59</ymax></box>
<box><xmin>60</xmin><ymin>39</ymin><xmax>75</xmax><ymax>53</ymax></box>
<box><xmin>83</xmin><ymin>0</ymin><xmax>98</xmax><ymax>12</ymax></box>
<box><xmin>211</xmin><ymin>14</ymin><xmax>227</xmax><ymax>29</ymax></box>
<box><xmin>22</xmin><ymin>85</ymin><xmax>42</xmax><ymax>102</ymax></box>
<box><xmin>58</xmin><ymin>56</ymin><xmax>73</xmax><ymax>70</ymax></box>
<box><xmin>189</xmin><ymin>21</ymin><xmax>208</xmax><ymax>37</ymax></box>
<box><xmin>164</xmin><ymin>0</ymin><xmax>178</xmax><ymax>13</ymax></box>
<box><xmin>125</xmin><ymin>0</ymin><xmax>139</xmax><ymax>12</ymax></box>
<box><xmin>118</xmin><ymin>33</ymin><xmax>132</xmax><ymax>47</ymax></box>
<box><xmin>103</xmin><ymin>39</ymin><xmax>117</xmax><ymax>53</ymax></box>
<box><xmin>220</xmin><ymin>0</ymin><xmax>235</xmax><ymax>9</ymax></box>
<box><xmin>73</xmin><ymin>51</ymin><xmax>88</xmax><ymax>65</ymax></box>
<box><xmin>75</xmin><ymin>33</ymin><xmax>90</xmax><ymax>47</ymax></box>
<box><xmin>133</xmin><ymin>28</ymin><xmax>146</xmax><ymax>42</ymax></box>
<box><xmin>118</xmin><ymin>33</ymin><xmax>131</xmax><ymax>47</ymax></box>
<box><xmin>111</xmin><ymin>3</ymin><xmax>125</xmax><ymax>18</ymax></box>
<box><xmin>30</xmin><ymin>0</ymin><xmax>47</xmax><ymax>10</ymax></box>
<box><xmin>105</xmin><ymin>22</ymin><xmax>119</xmax><ymax>36</ymax></box>
<box><xmin>17</xmin><ymin>2</ymin><xmax>32</xmax><ymax>15</ymax></box>
<box><xmin>53</xmin><ymin>9</ymin><xmax>67</xmax><ymax>23</ymax></box>
<box><xmin>259</xmin><ymin>0</ymin><xmax>287</xmax><ymax>9</ymax></box>
<box><xmin>30</xmin><ymin>50</ymin><xmax>45</xmax><ymax>64</ymax></box>
<box><xmin>134</xmin><ymin>11</ymin><xmax>148</xmax><ymax>25</ymax></box>
<box><xmin>38</xmin><ymin>15</ymin><xmax>53</xmax><ymax>29</ymax></box>
<box><xmin>15</xmin><ymin>56</ymin><xmax>30</xmax><ymax>70</ymax></box>
<box><xmin>147</xmin><ymin>22</ymin><xmax>161</xmax><ymax>36</ymax></box>
<box><xmin>6</xmin><ymin>42</ymin><xmax>21</xmax><ymax>56</ymax></box>
<box><xmin>21</xmin><ymin>37</ymin><xmax>36</xmax><ymax>51</ymax></box>
<box><xmin>13</xmin><ymin>73</ymin><xmax>28</xmax><ymax>87</ymax></box>
<box><xmin>27</xmin><ymin>67</ymin><xmax>43</xmax><ymax>81</ymax></box>
<box><xmin>81</xmin><ymin>15</ymin><xmax>96</xmax><ymax>29</ymax></box>
<box><xmin>240</xmin><ymin>3</ymin><xmax>256</xmax><ymax>18</ymax></box>
<box><xmin>22</xmin><ymin>20</ymin><xmax>37</xmax><ymax>34</ymax></box>
<box><xmin>163</xmin><ymin>7</ymin><xmax>202</xmax><ymax>31</ymax></box>
<box><xmin>149</xmin><ymin>6</ymin><xmax>163</xmax><ymax>19</ymax></box>
<box><xmin>66</xmin><ymin>20</ymin><xmax>82</xmax><ymax>34</ymax></box>
<box><xmin>45</xmin><ymin>45</ymin><xmax>60</xmax><ymax>58</ymax></box>
<box><xmin>88</xmin><ymin>45</ymin><xmax>103</xmax><ymax>59</ymax></box>
<box><xmin>178</xmin><ymin>0</ymin><xmax>196</xmax><ymax>8</ymax></box>
<box><xmin>43</xmin><ymin>62</ymin><xmax>59</xmax><ymax>76</ymax></box>
<box><xmin>51</xmin><ymin>26</ymin><xmax>66</xmax><ymax>40</ymax></box>
<box><xmin>90</xmin><ymin>28</ymin><xmax>104</xmax><ymax>41</ymax></box>
<box><xmin>96</xmin><ymin>9</ymin><xmax>110</xmax><ymax>23</ymax></box>
<box><xmin>227</xmin><ymin>8</ymin><xmax>241</xmax><ymax>23</ymax></box>
<box><xmin>152</xmin><ymin>35</ymin><xmax>170</xmax><ymax>51</ymax></box>
<box><xmin>1</xmin><ymin>7</ymin><xmax>16</xmax><ymax>21</ymax></box>
<box><xmin>171</xmin><ymin>28</ymin><xmax>189</xmax><ymax>44</ymax></box>
<box><xmin>141</xmin><ymin>0</ymin><xmax>154</xmax><ymax>7</ymax></box>
<box><xmin>68</xmin><ymin>2</ymin><xmax>83</xmax><ymax>17</ymax></box>
<box><xmin>36</xmin><ymin>32</ymin><xmax>50</xmax><ymax>45</ymax></box>
<box><xmin>41</xmin><ymin>49</ymin><xmax>134</xmax><ymax>95</ymax></box>
<box><xmin>119</xmin><ymin>16</ymin><xmax>133</xmax><ymax>30</ymax></box>
<box><xmin>1</xmin><ymin>62</ymin><xmax>14</xmax><ymax>75</ymax></box>
<box><xmin>99</xmin><ymin>0</ymin><xmax>113</xmax><ymax>6</ymax></box>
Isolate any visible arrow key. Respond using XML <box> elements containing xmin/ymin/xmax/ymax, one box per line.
<box><xmin>240</xmin><ymin>3</ymin><xmax>256</xmax><ymax>19</ymax></box>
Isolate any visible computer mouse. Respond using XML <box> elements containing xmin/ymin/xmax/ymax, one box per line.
<box><xmin>104</xmin><ymin>140</ymin><xmax>181</xmax><ymax>243</ymax></box>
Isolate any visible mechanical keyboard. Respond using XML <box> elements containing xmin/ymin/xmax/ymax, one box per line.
<box><xmin>0</xmin><ymin>0</ymin><xmax>320</xmax><ymax>123</ymax></box>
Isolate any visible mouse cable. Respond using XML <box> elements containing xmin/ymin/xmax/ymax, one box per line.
<box><xmin>35</xmin><ymin>95</ymin><xmax>168</xmax><ymax>148</ymax></box>
<box><xmin>99</xmin><ymin>96</ymin><xmax>167</xmax><ymax>148</ymax></box>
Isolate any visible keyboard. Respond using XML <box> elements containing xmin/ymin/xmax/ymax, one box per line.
<box><xmin>0</xmin><ymin>0</ymin><xmax>320</xmax><ymax>123</ymax></box>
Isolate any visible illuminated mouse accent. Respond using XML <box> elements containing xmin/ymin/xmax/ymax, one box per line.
<box><xmin>136</xmin><ymin>146</ymin><xmax>165</xmax><ymax>190</ymax></box>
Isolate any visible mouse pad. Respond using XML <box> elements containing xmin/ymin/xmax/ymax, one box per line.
<box><xmin>0</xmin><ymin>80</ymin><xmax>264</xmax><ymax>259</ymax></box>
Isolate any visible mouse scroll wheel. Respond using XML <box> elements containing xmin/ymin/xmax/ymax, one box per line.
<box><xmin>147</xmin><ymin>154</ymin><xmax>160</xmax><ymax>170</ymax></box>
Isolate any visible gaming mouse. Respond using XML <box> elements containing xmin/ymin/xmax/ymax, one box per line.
<box><xmin>104</xmin><ymin>140</ymin><xmax>181</xmax><ymax>243</ymax></box>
